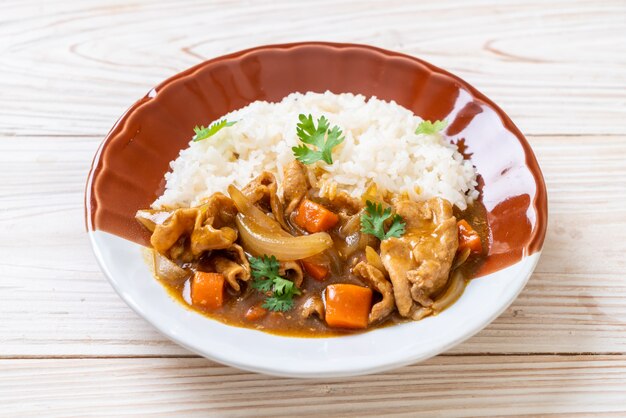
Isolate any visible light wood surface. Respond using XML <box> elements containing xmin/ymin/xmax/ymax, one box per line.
<box><xmin>1</xmin><ymin>0</ymin><xmax>625</xmax><ymax>416</ymax></box>
<box><xmin>3</xmin><ymin>356</ymin><xmax>626</xmax><ymax>417</ymax></box>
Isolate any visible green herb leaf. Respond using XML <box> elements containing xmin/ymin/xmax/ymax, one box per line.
<box><xmin>360</xmin><ymin>200</ymin><xmax>406</xmax><ymax>240</ymax></box>
<box><xmin>250</xmin><ymin>255</ymin><xmax>280</xmax><ymax>280</ymax></box>
<box><xmin>251</xmin><ymin>277</ymin><xmax>274</xmax><ymax>293</ymax></box>
<box><xmin>271</xmin><ymin>276</ymin><xmax>293</xmax><ymax>296</ymax></box>
<box><xmin>414</xmin><ymin>119</ymin><xmax>447</xmax><ymax>136</ymax></box>
<box><xmin>292</xmin><ymin>114</ymin><xmax>344</xmax><ymax>165</ymax></box>
<box><xmin>263</xmin><ymin>293</ymin><xmax>295</xmax><ymax>312</ymax></box>
<box><xmin>192</xmin><ymin>119</ymin><xmax>236</xmax><ymax>142</ymax></box>
<box><xmin>385</xmin><ymin>214</ymin><xmax>406</xmax><ymax>239</ymax></box>
<box><xmin>360</xmin><ymin>201</ymin><xmax>390</xmax><ymax>240</ymax></box>
<box><xmin>248</xmin><ymin>254</ymin><xmax>300</xmax><ymax>312</ymax></box>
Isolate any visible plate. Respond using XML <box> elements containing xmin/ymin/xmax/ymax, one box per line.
<box><xmin>85</xmin><ymin>42</ymin><xmax>547</xmax><ymax>377</ymax></box>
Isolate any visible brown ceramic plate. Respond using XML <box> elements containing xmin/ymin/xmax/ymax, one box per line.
<box><xmin>85</xmin><ymin>42</ymin><xmax>547</xmax><ymax>377</ymax></box>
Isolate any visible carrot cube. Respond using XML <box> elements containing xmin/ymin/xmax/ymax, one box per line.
<box><xmin>191</xmin><ymin>272</ymin><xmax>225</xmax><ymax>309</ymax></box>
<box><xmin>324</xmin><ymin>284</ymin><xmax>372</xmax><ymax>329</ymax></box>
<box><xmin>457</xmin><ymin>219</ymin><xmax>482</xmax><ymax>254</ymax></box>
<box><xmin>294</xmin><ymin>199</ymin><xmax>339</xmax><ymax>233</ymax></box>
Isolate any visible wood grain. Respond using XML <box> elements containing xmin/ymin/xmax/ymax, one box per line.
<box><xmin>2</xmin><ymin>356</ymin><xmax>626</xmax><ymax>417</ymax></box>
<box><xmin>1</xmin><ymin>0</ymin><xmax>626</xmax><ymax>415</ymax></box>
<box><xmin>1</xmin><ymin>0</ymin><xmax>625</xmax><ymax>138</ymax></box>
<box><xmin>2</xmin><ymin>135</ymin><xmax>624</xmax><ymax>356</ymax></box>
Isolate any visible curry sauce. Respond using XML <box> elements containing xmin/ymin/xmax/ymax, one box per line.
<box><xmin>139</xmin><ymin>162</ymin><xmax>490</xmax><ymax>337</ymax></box>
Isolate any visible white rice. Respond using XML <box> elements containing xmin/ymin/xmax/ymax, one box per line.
<box><xmin>153</xmin><ymin>91</ymin><xmax>479</xmax><ymax>210</ymax></box>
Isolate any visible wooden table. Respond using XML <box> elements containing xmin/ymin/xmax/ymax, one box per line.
<box><xmin>2</xmin><ymin>1</ymin><xmax>625</xmax><ymax>416</ymax></box>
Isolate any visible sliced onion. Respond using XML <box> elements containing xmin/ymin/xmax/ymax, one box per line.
<box><xmin>451</xmin><ymin>247</ymin><xmax>471</xmax><ymax>270</ymax></box>
<box><xmin>365</xmin><ymin>245</ymin><xmax>386</xmax><ymax>273</ymax></box>
<box><xmin>152</xmin><ymin>250</ymin><xmax>189</xmax><ymax>285</ymax></box>
<box><xmin>228</xmin><ymin>185</ymin><xmax>286</xmax><ymax>234</ymax></box>
<box><xmin>322</xmin><ymin>245</ymin><xmax>343</xmax><ymax>273</ymax></box>
<box><xmin>432</xmin><ymin>270</ymin><xmax>466</xmax><ymax>312</ymax></box>
<box><xmin>342</xmin><ymin>232</ymin><xmax>362</xmax><ymax>258</ymax></box>
<box><xmin>235</xmin><ymin>214</ymin><xmax>333</xmax><ymax>260</ymax></box>
<box><xmin>338</xmin><ymin>210</ymin><xmax>363</xmax><ymax>238</ymax></box>
<box><xmin>135</xmin><ymin>209</ymin><xmax>172</xmax><ymax>232</ymax></box>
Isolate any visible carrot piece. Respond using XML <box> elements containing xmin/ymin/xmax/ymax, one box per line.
<box><xmin>324</xmin><ymin>284</ymin><xmax>372</xmax><ymax>329</ymax></box>
<box><xmin>191</xmin><ymin>272</ymin><xmax>225</xmax><ymax>309</ymax></box>
<box><xmin>245</xmin><ymin>304</ymin><xmax>267</xmax><ymax>321</ymax></box>
<box><xmin>457</xmin><ymin>219</ymin><xmax>482</xmax><ymax>254</ymax></box>
<box><xmin>294</xmin><ymin>199</ymin><xmax>339</xmax><ymax>233</ymax></box>
<box><xmin>301</xmin><ymin>260</ymin><xmax>329</xmax><ymax>281</ymax></box>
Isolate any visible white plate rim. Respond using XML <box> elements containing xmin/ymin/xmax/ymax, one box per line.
<box><xmin>88</xmin><ymin>229</ymin><xmax>541</xmax><ymax>378</ymax></box>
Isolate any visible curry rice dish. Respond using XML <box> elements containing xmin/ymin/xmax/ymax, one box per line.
<box><xmin>136</xmin><ymin>92</ymin><xmax>488</xmax><ymax>336</ymax></box>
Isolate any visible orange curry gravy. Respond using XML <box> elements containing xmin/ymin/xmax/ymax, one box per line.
<box><xmin>152</xmin><ymin>201</ymin><xmax>490</xmax><ymax>338</ymax></box>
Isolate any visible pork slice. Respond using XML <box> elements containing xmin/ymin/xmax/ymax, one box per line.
<box><xmin>353</xmin><ymin>261</ymin><xmax>395</xmax><ymax>324</ymax></box>
<box><xmin>279</xmin><ymin>261</ymin><xmax>304</xmax><ymax>288</ymax></box>
<box><xmin>282</xmin><ymin>160</ymin><xmax>310</xmax><ymax>215</ymax></box>
<box><xmin>148</xmin><ymin>192</ymin><xmax>238</xmax><ymax>259</ymax></box>
<box><xmin>213</xmin><ymin>256</ymin><xmax>249</xmax><ymax>293</ymax></box>
<box><xmin>300</xmin><ymin>295</ymin><xmax>324</xmax><ymax>320</ymax></box>
<box><xmin>380</xmin><ymin>198</ymin><xmax>458</xmax><ymax>319</ymax></box>
<box><xmin>242</xmin><ymin>171</ymin><xmax>288</xmax><ymax>230</ymax></box>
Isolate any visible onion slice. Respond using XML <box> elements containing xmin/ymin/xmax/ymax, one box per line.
<box><xmin>365</xmin><ymin>245</ymin><xmax>386</xmax><ymax>273</ymax></box>
<box><xmin>235</xmin><ymin>214</ymin><xmax>333</xmax><ymax>260</ymax></box>
<box><xmin>451</xmin><ymin>247</ymin><xmax>471</xmax><ymax>270</ymax></box>
<box><xmin>228</xmin><ymin>185</ymin><xmax>286</xmax><ymax>234</ymax></box>
<box><xmin>152</xmin><ymin>250</ymin><xmax>189</xmax><ymax>285</ymax></box>
<box><xmin>135</xmin><ymin>210</ymin><xmax>172</xmax><ymax>232</ymax></box>
<box><xmin>432</xmin><ymin>270</ymin><xmax>466</xmax><ymax>312</ymax></box>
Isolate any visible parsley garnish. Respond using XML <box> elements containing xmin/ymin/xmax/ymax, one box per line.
<box><xmin>250</xmin><ymin>255</ymin><xmax>301</xmax><ymax>312</ymax></box>
<box><xmin>292</xmin><ymin>114</ymin><xmax>344</xmax><ymax>165</ymax></box>
<box><xmin>360</xmin><ymin>200</ymin><xmax>406</xmax><ymax>241</ymax></box>
<box><xmin>192</xmin><ymin>119</ymin><xmax>236</xmax><ymax>142</ymax></box>
<box><xmin>264</xmin><ymin>291</ymin><xmax>296</xmax><ymax>312</ymax></box>
<box><xmin>415</xmin><ymin>119</ymin><xmax>447</xmax><ymax>135</ymax></box>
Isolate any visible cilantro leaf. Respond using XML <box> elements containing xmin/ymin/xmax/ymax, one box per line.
<box><xmin>192</xmin><ymin>119</ymin><xmax>236</xmax><ymax>142</ymax></box>
<box><xmin>252</xmin><ymin>277</ymin><xmax>273</xmax><ymax>293</ymax></box>
<box><xmin>360</xmin><ymin>200</ymin><xmax>406</xmax><ymax>240</ymax></box>
<box><xmin>272</xmin><ymin>276</ymin><xmax>293</xmax><ymax>296</ymax></box>
<box><xmin>248</xmin><ymin>254</ymin><xmax>300</xmax><ymax>312</ymax></box>
<box><xmin>263</xmin><ymin>293</ymin><xmax>294</xmax><ymax>312</ymax></box>
<box><xmin>292</xmin><ymin>114</ymin><xmax>344</xmax><ymax>165</ymax></box>
<box><xmin>385</xmin><ymin>214</ymin><xmax>406</xmax><ymax>239</ymax></box>
<box><xmin>415</xmin><ymin>119</ymin><xmax>447</xmax><ymax>136</ymax></box>
<box><xmin>249</xmin><ymin>255</ymin><xmax>280</xmax><ymax>279</ymax></box>
<box><xmin>322</xmin><ymin>126</ymin><xmax>344</xmax><ymax>163</ymax></box>
<box><xmin>360</xmin><ymin>201</ymin><xmax>390</xmax><ymax>240</ymax></box>
<box><xmin>292</xmin><ymin>144</ymin><xmax>323</xmax><ymax>165</ymax></box>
